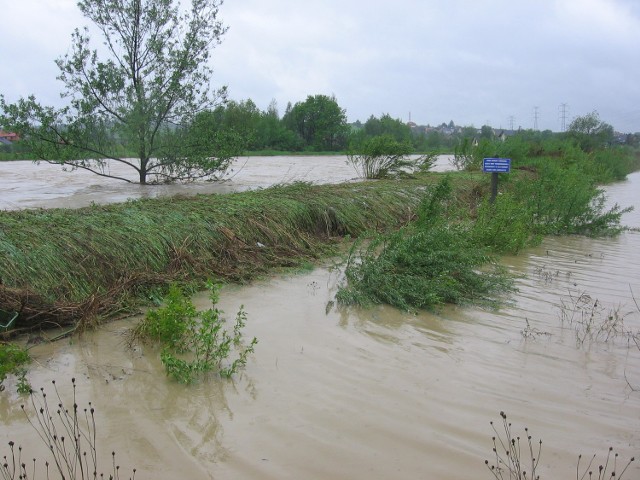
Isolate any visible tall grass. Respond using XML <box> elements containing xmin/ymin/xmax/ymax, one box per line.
<box><xmin>0</xmin><ymin>180</ymin><xmax>429</xmax><ymax>331</ymax></box>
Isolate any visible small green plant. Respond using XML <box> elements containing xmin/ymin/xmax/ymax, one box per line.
<box><xmin>0</xmin><ymin>342</ymin><xmax>30</xmax><ymax>393</ymax></box>
<box><xmin>2</xmin><ymin>378</ymin><xmax>135</xmax><ymax>480</ymax></box>
<box><xmin>15</xmin><ymin>369</ymin><xmax>32</xmax><ymax>395</ymax></box>
<box><xmin>132</xmin><ymin>282</ymin><xmax>257</xmax><ymax>383</ymax></box>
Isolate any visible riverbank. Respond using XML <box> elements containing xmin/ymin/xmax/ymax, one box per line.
<box><xmin>1</xmin><ymin>143</ymin><xmax>638</xmax><ymax>334</ymax></box>
<box><xmin>0</xmin><ymin>174</ymin><xmax>472</xmax><ymax>333</ymax></box>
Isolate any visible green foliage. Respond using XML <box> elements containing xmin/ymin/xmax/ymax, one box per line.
<box><xmin>567</xmin><ymin>111</ymin><xmax>615</xmax><ymax>152</ymax></box>
<box><xmin>347</xmin><ymin>135</ymin><xmax>414</xmax><ymax>179</ymax></box>
<box><xmin>471</xmin><ymin>194</ymin><xmax>540</xmax><ymax>254</ymax></box>
<box><xmin>337</xmin><ymin>137</ymin><xmax>637</xmax><ymax>312</ymax></box>
<box><xmin>591</xmin><ymin>147</ymin><xmax>640</xmax><ymax>182</ymax></box>
<box><xmin>136</xmin><ymin>285</ymin><xmax>196</xmax><ymax>350</ymax></box>
<box><xmin>0</xmin><ymin>342</ymin><xmax>30</xmax><ymax>392</ymax></box>
<box><xmin>282</xmin><ymin>94</ymin><xmax>349</xmax><ymax>151</ymax></box>
<box><xmin>0</xmin><ymin>0</ymin><xmax>233</xmax><ymax>184</ymax></box>
<box><xmin>470</xmin><ymin>151</ymin><xmax>632</xmax><ymax>253</ymax></box>
<box><xmin>337</xmin><ymin>178</ymin><xmax>514</xmax><ymax>311</ymax></box>
<box><xmin>362</xmin><ymin>114</ymin><xmax>412</xmax><ymax>143</ymax></box>
<box><xmin>452</xmin><ymin>137</ymin><xmax>478</xmax><ymax>171</ymax></box>
<box><xmin>134</xmin><ymin>282</ymin><xmax>257</xmax><ymax>383</ymax></box>
<box><xmin>513</xmin><ymin>162</ymin><xmax>631</xmax><ymax>236</ymax></box>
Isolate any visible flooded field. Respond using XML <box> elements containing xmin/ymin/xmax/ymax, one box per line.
<box><xmin>1</xmin><ymin>160</ymin><xmax>639</xmax><ymax>479</ymax></box>
<box><xmin>0</xmin><ymin>155</ymin><xmax>453</xmax><ymax>210</ymax></box>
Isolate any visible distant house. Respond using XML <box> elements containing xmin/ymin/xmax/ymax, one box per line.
<box><xmin>0</xmin><ymin>131</ymin><xmax>20</xmax><ymax>144</ymax></box>
<box><xmin>496</xmin><ymin>130</ymin><xmax>516</xmax><ymax>142</ymax></box>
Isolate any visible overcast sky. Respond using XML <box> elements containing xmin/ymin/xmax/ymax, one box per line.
<box><xmin>1</xmin><ymin>0</ymin><xmax>639</xmax><ymax>132</ymax></box>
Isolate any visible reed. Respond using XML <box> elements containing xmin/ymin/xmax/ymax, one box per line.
<box><xmin>0</xmin><ymin>179</ymin><xmax>430</xmax><ymax>332</ymax></box>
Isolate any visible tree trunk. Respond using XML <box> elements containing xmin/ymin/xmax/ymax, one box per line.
<box><xmin>139</xmin><ymin>157</ymin><xmax>148</xmax><ymax>185</ymax></box>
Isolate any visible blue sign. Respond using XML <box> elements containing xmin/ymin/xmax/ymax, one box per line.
<box><xmin>483</xmin><ymin>158</ymin><xmax>511</xmax><ymax>173</ymax></box>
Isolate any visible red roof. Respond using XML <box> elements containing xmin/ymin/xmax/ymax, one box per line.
<box><xmin>0</xmin><ymin>131</ymin><xmax>20</xmax><ymax>141</ymax></box>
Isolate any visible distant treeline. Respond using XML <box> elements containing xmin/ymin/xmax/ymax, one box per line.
<box><xmin>2</xmin><ymin>94</ymin><xmax>639</xmax><ymax>160</ymax></box>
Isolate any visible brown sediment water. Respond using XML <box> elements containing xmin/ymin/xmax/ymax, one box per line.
<box><xmin>0</xmin><ymin>164</ymin><xmax>638</xmax><ymax>479</ymax></box>
<box><xmin>0</xmin><ymin>155</ymin><xmax>453</xmax><ymax>210</ymax></box>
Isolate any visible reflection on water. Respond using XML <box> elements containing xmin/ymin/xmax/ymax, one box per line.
<box><xmin>1</xmin><ymin>164</ymin><xmax>639</xmax><ymax>479</ymax></box>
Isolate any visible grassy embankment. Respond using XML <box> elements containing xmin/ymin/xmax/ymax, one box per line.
<box><xmin>0</xmin><ymin>177</ymin><xmax>457</xmax><ymax>334</ymax></box>
<box><xmin>334</xmin><ymin>143</ymin><xmax>640</xmax><ymax>311</ymax></box>
<box><xmin>1</xmin><ymin>143</ymin><xmax>638</xmax><ymax>336</ymax></box>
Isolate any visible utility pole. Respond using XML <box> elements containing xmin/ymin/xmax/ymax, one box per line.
<box><xmin>559</xmin><ymin>103</ymin><xmax>569</xmax><ymax>132</ymax></box>
<box><xmin>533</xmin><ymin>106</ymin><xmax>539</xmax><ymax>131</ymax></box>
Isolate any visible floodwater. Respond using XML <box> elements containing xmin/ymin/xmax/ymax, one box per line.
<box><xmin>0</xmin><ymin>161</ymin><xmax>639</xmax><ymax>479</ymax></box>
<box><xmin>0</xmin><ymin>155</ymin><xmax>453</xmax><ymax>210</ymax></box>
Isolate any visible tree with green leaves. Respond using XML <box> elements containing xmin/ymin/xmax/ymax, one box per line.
<box><xmin>283</xmin><ymin>94</ymin><xmax>348</xmax><ymax>151</ymax></box>
<box><xmin>363</xmin><ymin>113</ymin><xmax>412</xmax><ymax>143</ymax></box>
<box><xmin>480</xmin><ymin>125</ymin><xmax>494</xmax><ymax>139</ymax></box>
<box><xmin>0</xmin><ymin>0</ymin><xmax>238</xmax><ymax>184</ymax></box>
<box><xmin>567</xmin><ymin>111</ymin><xmax>614</xmax><ymax>152</ymax></box>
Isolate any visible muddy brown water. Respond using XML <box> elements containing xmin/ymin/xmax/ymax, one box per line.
<box><xmin>0</xmin><ymin>155</ymin><xmax>453</xmax><ymax>210</ymax></box>
<box><xmin>1</xmin><ymin>160</ymin><xmax>639</xmax><ymax>479</ymax></box>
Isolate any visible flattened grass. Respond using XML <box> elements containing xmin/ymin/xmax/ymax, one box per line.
<box><xmin>0</xmin><ymin>179</ymin><xmax>431</xmax><ymax>332</ymax></box>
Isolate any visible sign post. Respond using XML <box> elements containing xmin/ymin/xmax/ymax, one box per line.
<box><xmin>482</xmin><ymin>158</ymin><xmax>511</xmax><ymax>203</ymax></box>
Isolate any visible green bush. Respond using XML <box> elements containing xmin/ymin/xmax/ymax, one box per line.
<box><xmin>133</xmin><ymin>282</ymin><xmax>257</xmax><ymax>383</ymax></box>
<box><xmin>471</xmin><ymin>194</ymin><xmax>540</xmax><ymax>254</ymax></box>
<box><xmin>346</xmin><ymin>135</ymin><xmax>414</xmax><ymax>178</ymax></box>
<box><xmin>514</xmin><ymin>162</ymin><xmax>631</xmax><ymax>236</ymax></box>
<box><xmin>0</xmin><ymin>342</ymin><xmax>30</xmax><ymax>392</ymax></box>
<box><xmin>337</xmin><ymin>178</ymin><xmax>514</xmax><ymax>311</ymax></box>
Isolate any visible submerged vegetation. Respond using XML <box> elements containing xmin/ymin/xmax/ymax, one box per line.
<box><xmin>0</xmin><ymin>342</ymin><xmax>30</xmax><ymax>392</ymax></box>
<box><xmin>0</xmin><ymin>180</ymin><xmax>424</xmax><ymax>334</ymax></box>
<box><xmin>1</xmin><ymin>379</ymin><xmax>136</xmax><ymax>480</ymax></box>
<box><xmin>130</xmin><ymin>282</ymin><xmax>257</xmax><ymax>382</ymax></box>
<box><xmin>336</xmin><ymin>139</ymin><xmax>637</xmax><ymax>311</ymax></box>
<box><xmin>0</xmin><ymin>136</ymin><xmax>638</xmax><ymax>336</ymax></box>
<box><xmin>485</xmin><ymin>412</ymin><xmax>636</xmax><ymax>480</ymax></box>
<box><xmin>337</xmin><ymin>178</ymin><xmax>514</xmax><ymax>310</ymax></box>
<box><xmin>346</xmin><ymin>135</ymin><xmax>436</xmax><ymax>179</ymax></box>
